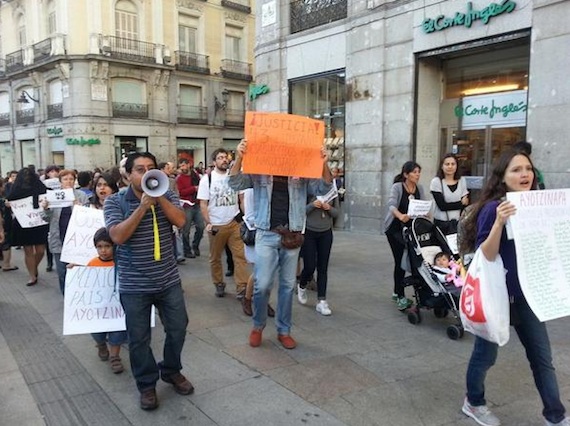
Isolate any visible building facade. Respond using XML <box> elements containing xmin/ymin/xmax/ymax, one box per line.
<box><xmin>0</xmin><ymin>0</ymin><xmax>256</xmax><ymax>172</ymax></box>
<box><xmin>255</xmin><ymin>0</ymin><xmax>570</xmax><ymax>231</ymax></box>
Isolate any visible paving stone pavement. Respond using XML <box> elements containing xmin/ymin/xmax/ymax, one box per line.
<box><xmin>0</xmin><ymin>231</ymin><xmax>569</xmax><ymax>426</ymax></box>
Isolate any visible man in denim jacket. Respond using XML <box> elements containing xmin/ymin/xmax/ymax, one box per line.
<box><xmin>229</xmin><ymin>139</ymin><xmax>332</xmax><ymax>349</ymax></box>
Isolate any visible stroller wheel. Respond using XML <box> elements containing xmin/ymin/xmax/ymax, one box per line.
<box><xmin>434</xmin><ymin>307</ymin><xmax>449</xmax><ymax>318</ymax></box>
<box><xmin>446</xmin><ymin>324</ymin><xmax>464</xmax><ymax>340</ymax></box>
<box><xmin>407</xmin><ymin>310</ymin><xmax>422</xmax><ymax>325</ymax></box>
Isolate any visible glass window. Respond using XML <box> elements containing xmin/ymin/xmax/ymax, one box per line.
<box><xmin>112</xmin><ymin>79</ymin><xmax>145</xmax><ymax>103</ymax></box>
<box><xmin>47</xmin><ymin>0</ymin><xmax>57</xmax><ymax>34</ymax></box>
<box><xmin>177</xmin><ymin>138</ymin><xmax>205</xmax><ymax>167</ymax></box>
<box><xmin>49</xmin><ymin>80</ymin><xmax>63</xmax><ymax>104</ymax></box>
<box><xmin>0</xmin><ymin>141</ymin><xmax>14</xmax><ymax>176</ymax></box>
<box><xmin>180</xmin><ymin>85</ymin><xmax>201</xmax><ymax>106</ymax></box>
<box><xmin>18</xmin><ymin>16</ymin><xmax>26</xmax><ymax>47</ymax></box>
<box><xmin>20</xmin><ymin>140</ymin><xmax>35</xmax><ymax>167</ymax></box>
<box><xmin>115</xmin><ymin>0</ymin><xmax>138</xmax><ymax>39</ymax></box>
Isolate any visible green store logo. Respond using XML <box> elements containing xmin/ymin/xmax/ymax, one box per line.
<box><xmin>422</xmin><ymin>0</ymin><xmax>516</xmax><ymax>34</ymax></box>
<box><xmin>66</xmin><ymin>137</ymin><xmax>101</xmax><ymax>146</ymax></box>
<box><xmin>454</xmin><ymin>99</ymin><xmax>527</xmax><ymax>120</ymax></box>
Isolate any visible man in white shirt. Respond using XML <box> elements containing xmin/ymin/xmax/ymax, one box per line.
<box><xmin>198</xmin><ymin>149</ymin><xmax>249</xmax><ymax>298</ymax></box>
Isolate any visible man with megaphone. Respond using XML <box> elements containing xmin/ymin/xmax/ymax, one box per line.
<box><xmin>104</xmin><ymin>152</ymin><xmax>192</xmax><ymax>411</ymax></box>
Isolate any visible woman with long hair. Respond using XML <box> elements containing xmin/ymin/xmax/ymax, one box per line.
<box><xmin>383</xmin><ymin>161</ymin><xmax>425</xmax><ymax>311</ymax></box>
<box><xmin>7</xmin><ymin>167</ymin><xmax>48</xmax><ymax>285</ymax></box>
<box><xmin>430</xmin><ymin>153</ymin><xmax>469</xmax><ymax>235</ymax></box>
<box><xmin>460</xmin><ymin>149</ymin><xmax>568</xmax><ymax>426</ymax></box>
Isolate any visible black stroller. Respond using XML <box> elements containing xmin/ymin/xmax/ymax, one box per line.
<box><xmin>401</xmin><ymin>217</ymin><xmax>464</xmax><ymax>340</ymax></box>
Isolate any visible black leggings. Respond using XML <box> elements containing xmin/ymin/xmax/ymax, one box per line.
<box><xmin>386</xmin><ymin>231</ymin><xmax>406</xmax><ymax>298</ymax></box>
<box><xmin>299</xmin><ymin>229</ymin><xmax>333</xmax><ymax>299</ymax></box>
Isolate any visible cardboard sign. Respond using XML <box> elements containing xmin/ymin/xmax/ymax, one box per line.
<box><xmin>507</xmin><ymin>189</ymin><xmax>570</xmax><ymax>321</ymax></box>
<box><xmin>243</xmin><ymin>112</ymin><xmax>325</xmax><ymax>178</ymax></box>
<box><xmin>43</xmin><ymin>178</ymin><xmax>61</xmax><ymax>190</ymax></box>
<box><xmin>60</xmin><ymin>206</ymin><xmax>104</xmax><ymax>265</ymax></box>
<box><xmin>63</xmin><ymin>266</ymin><xmax>156</xmax><ymax>335</ymax></box>
<box><xmin>9</xmin><ymin>195</ymin><xmax>48</xmax><ymax>228</ymax></box>
<box><xmin>45</xmin><ymin>188</ymin><xmax>75</xmax><ymax>208</ymax></box>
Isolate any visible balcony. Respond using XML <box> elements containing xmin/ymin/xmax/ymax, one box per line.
<box><xmin>221</xmin><ymin>59</ymin><xmax>252</xmax><ymax>81</ymax></box>
<box><xmin>6</xmin><ymin>49</ymin><xmax>24</xmax><ymax>73</ymax></box>
<box><xmin>33</xmin><ymin>38</ymin><xmax>53</xmax><ymax>64</ymax></box>
<box><xmin>112</xmin><ymin>102</ymin><xmax>148</xmax><ymax>118</ymax></box>
<box><xmin>47</xmin><ymin>103</ymin><xmax>63</xmax><ymax>120</ymax></box>
<box><xmin>0</xmin><ymin>113</ymin><xmax>10</xmax><ymax>126</ymax></box>
<box><xmin>100</xmin><ymin>36</ymin><xmax>155</xmax><ymax>64</ymax></box>
<box><xmin>16</xmin><ymin>109</ymin><xmax>35</xmax><ymax>125</ymax></box>
<box><xmin>290</xmin><ymin>0</ymin><xmax>347</xmax><ymax>34</ymax></box>
<box><xmin>221</xmin><ymin>0</ymin><xmax>251</xmax><ymax>13</ymax></box>
<box><xmin>178</xmin><ymin>105</ymin><xmax>208</xmax><ymax>124</ymax></box>
<box><xmin>175</xmin><ymin>51</ymin><xmax>210</xmax><ymax>74</ymax></box>
<box><xmin>0</xmin><ymin>58</ymin><xmax>5</xmax><ymax>78</ymax></box>
<box><xmin>224</xmin><ymin>109</ymin><xmax>245</xmax><ymax>127</ymax></box>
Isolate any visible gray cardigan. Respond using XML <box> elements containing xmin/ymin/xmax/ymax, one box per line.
<box><xmin>383</xmin><ymin>182</ymin><xmax>426</xmax><ymax>233</ymax></box>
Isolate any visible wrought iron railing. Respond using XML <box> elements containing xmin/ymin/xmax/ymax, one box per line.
<box><xmin>0</xmin><ymin>58</ymin><xmax>5</xmax><ymax>78</ymax></box>
<box><xmin>221</xmin><ymin>0</ymin><xmax>251</xmax><ymax>13</ymax></box>
<box><xmin>101</xmin><ymin>36</ymin><xmax>155</xmax><ymax>64</ymax></box>
<box><xmin>112</xmin><ymin>102</ymin><xmax>148</xmax><ymax>118</ymax></box>
<box><xmin>224</xmin><ymin>108</ymin><xmax>245</xmax><ymax>127</ymax></box>
<box><xmin>175</xmin><ymin>51</ymin><xmax>210</xmax><ymax>74</ymax></box>
<box><xmin>221</xmin><ymin>59</ymin><xmax>252</xmax><ymax>81</ymax></box>
<box><xmin>33</xmin><ymin>38</ymin><xmax>52</xmax><ymax>64</ymax></box>
<box><xmin>5</xmin><ymin>49</ymin><xmax>24</xmax><ymax>73</ymax></box>
<box><xmin>16</xmin><ymin>109</ymin><xmax>35</xmax><ymax>124</ymax></box>
<box><xmin>47</xmin><ymin>103</ymin><xmax>63</xmax><ymax>119</ymax></box>
<box><xmin>0</xmin><ymin>113</ymin><xmax>10</xmax><ymax>126</ymax></box>
<box><xmin>178</xmin><ymin>105</ymin><xmax>208</xmax><ymax>124</ymax></box>
<box><xmin>290</xmin><ymin>0</ymin><xmax>347</xmax><ymax>34</ymax></box>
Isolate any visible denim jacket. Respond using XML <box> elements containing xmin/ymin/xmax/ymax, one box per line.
<box><xmin>229</xmin><ymin>173</ymin><xmax>332</xmax><ymax>232</ymax></box>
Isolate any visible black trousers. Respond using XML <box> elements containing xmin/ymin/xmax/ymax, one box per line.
<box><xmin>386</xmin><ymin>231</ymin><xmax>406</xmax><ymax>298</ymax></box>
<box><xmin>299</xmin><ymin>229</ymin><xmax>333</xmax><ymax>300</ymax></box>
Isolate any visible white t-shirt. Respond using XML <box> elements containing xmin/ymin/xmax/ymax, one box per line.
<box><xmin>197</xmin><ymin>170</ymin><xmax>240</xmax><ymax>226</ymax></box>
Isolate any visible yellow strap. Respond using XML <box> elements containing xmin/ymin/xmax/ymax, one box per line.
<box><xmin>150</xmin><ymin>205</ymin><xmax>161</xmax><ymax>261</ymax></box>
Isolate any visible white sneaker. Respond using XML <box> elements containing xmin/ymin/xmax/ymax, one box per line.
<box><xmin>297</xmin><ymin>284</ymin><xmax>307</xmax><ymax>305</ymax></box>
<box><xmin>546</xmin><ymin>418</ymin><xmax>570</xmax><ymax>426</ymax></box>
<box><xmin>316</xmin><ymin>300</ymin><xmax>332</xmax><ymax>316</ymax></box>
<box><xmin>462</xmin><ymin>398</ymin><xmax>501</xmax><ymax>426</ymax></box>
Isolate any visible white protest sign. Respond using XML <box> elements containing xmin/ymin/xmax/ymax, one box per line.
<box><xmin>43</xmin><ymin>178</ymin><xmax>61</xmax><ymax>189</ymax></box>
<box><xmin>317</xmin><ymin>179</ymin><xmax>339</xmax><ymax>204</ymax></box>
<box><xmin>9</xmin><ymin>196</ymin><xmax>48</xmax><ymax>228</ymax></box>
<box><xmin>507</xmin><ymin>189</ymin><xmax>570</xmax><ymax>321</ymax></box>
<box><xmin>63</xmin><ymin>266</ymin><xmax>155</xmax><ymax>335</ymax></box>
<box><xmin>60</xmin><ymin>206</ymin><xmax>104</xmax><ymax>265</ymax></box>
<box><xmin>45</xmin><ymin>188</ymin><xmax>75</xmax><ymax>208</ymax></box>
<box><xmin>407</xmin><ymin>199</ymin><xmax>433</xmax><ymax>218</ymax></box>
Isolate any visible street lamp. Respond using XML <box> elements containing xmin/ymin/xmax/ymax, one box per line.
<box><xmin>17</xmin><ymin>90</ymin><xmax>40</xmax><ymax>104</ymax></box>
<box><xmin>214</xmin><ymin>89</ymin><xmax>230</xmax><ymax>114</ymax></box>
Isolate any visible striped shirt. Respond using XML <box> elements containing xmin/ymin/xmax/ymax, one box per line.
<box><xmin>104</xmin><ymin>186</ymin><xmax>181</xmax><ymax>294</ymax></box>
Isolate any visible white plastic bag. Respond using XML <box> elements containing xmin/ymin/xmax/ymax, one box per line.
<box><xmin>459</xmin><ymin>248</ymin><xmax>510</xmax><ymax>346</ymax></box>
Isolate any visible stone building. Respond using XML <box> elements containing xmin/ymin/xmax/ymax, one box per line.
<box><xmin>0</xmin><ymin>0</ymin><xmax>255</xmax><ymax>172</ymax></box>
<box><xmin>255</xmin><ymin>0</ymin><xmax>570</xmax><ymax>231</ymax></box>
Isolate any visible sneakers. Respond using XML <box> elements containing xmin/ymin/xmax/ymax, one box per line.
<box><xmin>161</xmin><ymin>371</ymin><xmax>194</xmax><ymax>395</ymax></box>
<box><xmin>192</xmin><ymin>246</ymin><xmax>200</xmax><ymax>257</ymax></box>
<box><xmin>249</xmin><ymin>328</ymin><xmax>263</xmax><ymax>347</ymax></box>
<box><xmin>96</xmin><ymin>342</ymin><xmax>109</xmax><ymax>361</ymax></box>
<box><xmin>546</xmin><ymin>418</ymin><xmax>570</xmax><ymax>426</ymax></box>
<box><xmin>236</xmin><ymin>290</ymin><xmax>246</xmax><ymax>300</ymax></box>
<box><xmin>391</xmin><ymin>293</ymin><xmax>399</xmax><ymax>302</ymax></box>
<box><xmin>316</xmin><ymin>300</ymin><xmax>332</xmax><ymax>316</ymax></box>
<box><xmin>396</xmin><ymin>297</ymin><xmax>413</xmax><ymax>311</ymax></box>
<box><xmin>242</xmin><ymin>297</ymin><xmax>253</xmax><ymax>316</ymax></box>
<box><xmin>215</xmin><ymin>283</ymin><xmax>226</xmax><ymax>298</ymax></box>
<box><xmin>462</xmin><ymin>398</ymin><xmax>501</xmax><ymax>426</ymax></box>
<box><xmin>140</xmin><ymin>388</ymin><xmax>158</xmax><ymax>410</ymax></box>
<box><xmin>277</xmin><ymin>334</ymin><xmax>297</xmax><ymax>349</ymax></box>
<box><xmin>297</xmin><ymin>284</ymin><xmax>307</xmax><ymax>305</ymax></box>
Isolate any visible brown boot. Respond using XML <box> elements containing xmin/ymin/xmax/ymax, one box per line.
<box><xmin>96</xmin><ymin>342</ymin><xmax>109</xmax><ymax>361</ymax></box>
<box><xmin>242</xmin><ymin>297</ymin><xmax>253</xmax><ymax>316</ymax></box>
<box><xmin>109</xmin><ymin>356</ymin><xmax>124</xmax><ymax>374</ymax></box>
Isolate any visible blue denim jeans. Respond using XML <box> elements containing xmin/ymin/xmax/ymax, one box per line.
<box><xmin>182</xmin><ymin>206</ymin><xmax>204</xmax><ymax>253</ymax></box>
<box><xmin>466</xmin><ymin>297</ymin><xmax>566</xmax><ymax>423</ymax></box>
<box><xmin>53</xmin><ymin>253</ymin><xmax>67</xmax><ymax>295</ymax></box>
<box><xmin>253</xmin><ymin>230</ymin><xmax>300</xmax><ymax>335</ymax></box>
<box><xmin>120</xmin><ymin>284</ymin><xmax>189</xmax><ymax>392</ymax></box>
<box><xmin>91</xmin><ymin>330</ymin><xmax>128</xmax><ymax>347</ymax></box>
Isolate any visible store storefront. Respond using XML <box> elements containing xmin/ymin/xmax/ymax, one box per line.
<box><xmin>176</xmin><ymin>137</ymin><xmax>206</xmax><ymax>167</ymax></box>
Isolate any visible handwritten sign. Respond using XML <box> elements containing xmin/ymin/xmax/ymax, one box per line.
<box><xmin>43</xmin><ymin>178</ymin><xmax>61</xmax><ymax>190</ymax></box>
<box><xmin>243</xmin><ymin>112</ymin><xmax>325</xmax><ymax>178</ymax></box>
<box><xmin>63</xmin><ymin>267</ymin><xmax>155</xmax><ymax>335</ymax></box>
<box><xmin>317</xmin><ymin>179</ymin><xmax>339</xmax><ymax>204</ymax></box>
<box><xmin>45</xmin><ymin>188</ymin><xmax>75</xmax><ymax>208</ymax></box>
<box><xmin>9</xmin><ymin>196</ymin><xmax>48</xmax><ymax>228</ymax></box>
<box><xmin>60</xmin><ymin>206</ymin><xmax>104</xmax><ymax>265</ymax></box>
<box><xmin>507</xmin><ymin>189</ymin><xmax>570</xmax><ymax>321</ymax></box>
<box><xmin>407</xmin><ymin>199</ymin><xmax>433</xmax><ymax>218</ymax></box>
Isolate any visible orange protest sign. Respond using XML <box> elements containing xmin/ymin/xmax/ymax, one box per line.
<box><xmin>243</xmin><ymin>112</ymin><xmax>325</xmax><ymax>178</ymax></box>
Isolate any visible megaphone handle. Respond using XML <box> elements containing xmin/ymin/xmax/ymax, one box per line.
<box><xmin>150</xmin><ymin>205</ymin><xmax>161</xmax><ymax>261</ymax></box>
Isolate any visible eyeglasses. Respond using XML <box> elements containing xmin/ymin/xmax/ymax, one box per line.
<box><xmin>132</xmin><ymin>166</ymin><xmax>155</xmax><ymax>174</ymax></box>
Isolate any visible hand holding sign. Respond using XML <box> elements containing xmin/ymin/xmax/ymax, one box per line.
<box><xmin>45</xmin><ymin>188</ymin><xmax>75</xmax><ymax>208</ymax></box>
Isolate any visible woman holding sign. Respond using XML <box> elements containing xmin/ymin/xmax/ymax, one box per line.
<box><xmin>459</xmin><ymin>150</ymin><xmax>568</xmax><ymax>426</ymax></box>
<box><xmin>7</xmin><ymin>167</ymin><xmax>48</xmax><ymax>286</ymax></box>
<box><xmin>383</xmin><ymin>161</ymin><xmax>425</xmax><ymax>311</ymax></box>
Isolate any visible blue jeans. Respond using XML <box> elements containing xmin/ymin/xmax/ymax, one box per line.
<box><xmin>53</xmin><ymin>253</ymin><xmax>67</xmax><ymax>295</ymax></box>
<box><xmin>91</xmin><ymin>330</ymin><xmax>128</xmax><ymax>346</ymax></box>
<box><xmin>182</xmin><ymin>206</ymin><xmax>204</xmax><ymax>253</ymax></box>
<box><xmin>466</xmin><ymin>297</ymin><xmax>566</xmax><ymax>423</ymax></box>
<box><xmin>253</xmin><ymin>230</ymin><xmax>299</xmax><ymax>335</ymax></box>
<box><xmin>120</xmin><ymin>284</ymin><xmax>189</xmax><ymax>392</ymax></box>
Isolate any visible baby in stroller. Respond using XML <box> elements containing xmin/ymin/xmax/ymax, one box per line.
<box><xmin>432</xmin><ymin>252</ymin><xmax>464</xmax><ymax>288</ymax></box>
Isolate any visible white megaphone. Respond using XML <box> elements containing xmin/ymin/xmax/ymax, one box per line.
<box><xmin>141</xmin><ymin>169</ymin><xmax>169</xmax><ymax>197</ymax></box>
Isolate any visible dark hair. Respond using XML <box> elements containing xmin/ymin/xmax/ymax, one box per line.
<box><xmin>45</xmin><ymin>164</ymin><xmax>60</xmax><ymax>175</ymax></box>
<box><xmin>459</xmin><ymin>150</ymin><xmax>537</xmax><ymax>255</ymax></box>
<box><xmin>93</xmin><ymin>227</ymin><xmax>113</xmax><ymax>246</ymax></box>
<box><xmin>77</xmin><ymin>171</ymin><xmax>92</xmax><ymax>187</ymax></box>
<box><xmin>393</xmin><ymin>161</ymin><xmax>421</xmax><ymax>183</ymax></box>
<box><xmin>125</xmin><ymin>152</ymin><xmax>158</xmax><ymax>174</ymax></box>
<box><xmin>158</xmin><ymin>162</ymin><xmax>168</xmax><ymax>170</ymax></box>
<box><xmin>7</xmin><ymin>167</ymin><xmax>46</xmax><ymax>207</ymax></box>
<box><xmin>436</xmin><ymin>153</ymin><xmax>461</xmax><ymax>180</ymax></box>
<box><xmin>211</xmin><ymin>148</ymin><xmax>228</xmax><ymax>162</ymax></box>
<box><xmin>512</xmin><ymin>141</ymin><xmax>532</xmax><ymax>156</ymax></box>
<box><xmin>90</xmin><ymin>173</ymin><xmax>119</xmax><ymax>208</ymax></box>
<box><xmin>434</xmin><ymin>252</ymin><xmax>450</xmax><ymax>263</ymax></box>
